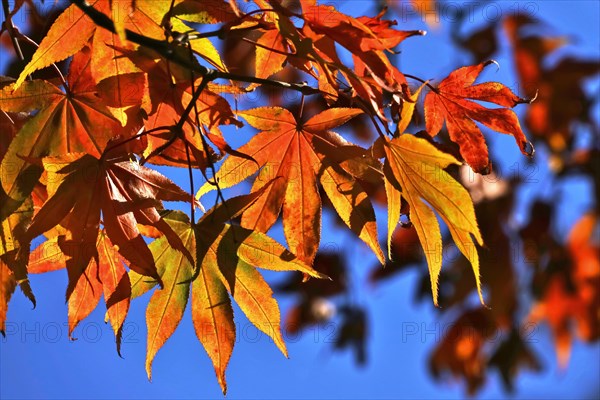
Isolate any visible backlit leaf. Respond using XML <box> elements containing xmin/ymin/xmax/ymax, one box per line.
<box><xmin>1</xmin><ymin>47</ymin><xmax>126</xmax><ymax>217</ymax></box>
<box><xmin>198</xmin><ymin>107</ymin><xmax>384</xmax><ymax>265</ymax></box>
<box><xmin>383</xmin><ymin>134</ymin><xmax>483</xmax><ymax>306</ymax></box>
<box><xmin>423</xmin><ymin>61</ymin><xmax>532</xmax><ymax>173</ymax></box>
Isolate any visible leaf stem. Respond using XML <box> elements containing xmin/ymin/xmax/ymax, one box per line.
<box><xmin>404</xmin><ymin>73</ymin><xmax>438</xmax><ymax>93</ymax></box>
<box><xmin>298</xmin><ymin>92</ymin><xmax>305</xmax><ymax>120</ymax></box>
<box><xmin>140</xmin><ymin>73</ymin><xmax>215</xmax><ymax>166</ymax></box>
<box><xmin>241</xmin><ymin>37</ymin><xmax>296</xmax><ymax>58</ymax></box>
<box><xmin>101</xmin><ymin>125</ymin><xmax>169</xmax><ymax>160</ymax></box>
<box><xmin>184</xmin><ymin>141</ymin><xmax>195</xmax><ymax>224</ymax></box>
<box><xmin>9</xmin><ymin>27</ymin><xmax>69</xmax><ymax>92</ymax></box>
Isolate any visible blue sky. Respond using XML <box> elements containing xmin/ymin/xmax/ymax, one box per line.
<box><xmin>1</xmin><ymin>1</ymin><xmax>599</xmax><ymax>399</ymax></box>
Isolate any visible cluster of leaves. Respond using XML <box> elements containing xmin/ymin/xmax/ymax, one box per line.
<box><xmin>2</xmin><ymin>0</ymin><xmax>595</xmax><ymax>396</ymax></box>
<box><xmin>267</xmin><ymin>4</ymin><xmax>599</xmax><ymax>397</ymax></box>
<box><xmin>414</xmin><ymin>12</ymin><xmax>600</xmax><ymax>394</ymax></box>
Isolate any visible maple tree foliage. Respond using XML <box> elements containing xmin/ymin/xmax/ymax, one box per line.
<box><xmin>0</xmin><ymin>0</ymin><xmax>598</xmax><ymax>397</ymax></box>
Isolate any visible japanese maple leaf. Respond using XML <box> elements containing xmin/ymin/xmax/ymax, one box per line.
<box><xmin>293</xmin><ymin>23</ymin><xmax>363</xmax><ymax>104</ymax></box>
<box><xmin>90</xmin><ymin>25</ymin><xmax>147</xmax><ymax>127</ymax></box>
<box><xmin>0</xmin><ymin>46</ymin><xmax>127</xmax><ymax>219</ymax></box>
<box><xmin>528</xmin><ymin>274</ymin><xmax>577</xmax><ymax>368</ymax></box>
<box><xmin>488</xmin><ymin>330</ymin><xmax>542</xmax><ymax>393</ymax></box>
<box><xmin>13</xmin><ymin>0</ymin><xmax>226</xmax><ymax>90</ymax></box>
<box><xmin>439</xmin><ymin>191</ymin><xmax>518</xmax><ymax>322</ymax></box>
<box><xmin>300</xmin><ymin>3</ymin><xmax>423</xmax><ymax>96</ymax></box>
<box><xmin>300</xmin><ymin>1</ymin><xmax>420</xmax><ymax>57</ymax></box>
<box><xmin>430</xmin><ymin>308</ymin><xmax>496</xmax><ymax>395</ymax></box>
<box><xmin>254</xmin><ymin>27</ymin><xmax>289</xmax><ymax>83</ymax></box>
<box><xmin>28</xmin><ymin>232</ymin><xmax>131</xmax><ymax>353</ymax></box>
<box><xmin>262</xmin><ymin>1</ymin><xmax>420</xmax><ymax>115</ymax></box>
<box><xmin>0</xmin><ymin>115</ymin><xmax>35</xmax><ymax>330</ymax></box>
<box><xmin>0</xmin><ymin>198</ymin><xmax>34</xmax><ymax>334</ymax></box>
<box><xmin>381</xmin><ymin>134</ymin><xmax>483</xmax><ymax>306</ymax></box>
<box><xmin>25</xmin><ymin>150</ymin><xmax>194</xmax><ymax>299</ymax></box>
<box><xmin>171</xmin><ymin>0</ymin><xmax>237</xmax><ymax>24</ymax></box>
<box><xmin>528</xmin><ymin>213</ymin><xmax>600</xmax><ymax>367</ymax></box>
<box><xmin>131</xmin><ymin>190</ymin><xmax>325</xmax><ymax>393</ymax></box>
<box><xmin>503</xmin><ymin>17</ymin><xmax>599</xmax><ymax>150</ymax></box>
<box><xmin>197</xmin><ymin>107</ymin><xmax>384</xmax><ymax>265</ymax></box>
<box><xmin>333</xmin><ymin>305</ymin><xmax>368</xmax><ymax>365</ymax></box>
<box><xmin>14</xmin><ymin>0</ymin><xmax>224</xmax><ymax>130</ymax></box>
<box><xmin>121</xmin><ymin>47</ymin><xmax>241</xmax><ymax>167</ymax></box>
<box><xmin>424</xmin><ymin>61</ymin><xmax>533</xmax><ymax>174</ymax></box>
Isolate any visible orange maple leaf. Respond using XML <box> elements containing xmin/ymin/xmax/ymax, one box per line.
<box><xmin>28</xmin><ymin>232</ymin><xmax>131</xmax><ymax>353</ymax></box>
<box><xmin>424</xmin><ymin>61</ymin><xmax>534</xmax><ymax>174</ymax></box>
<box><xmin>0</xmin><ymin>47</ymin><xmax>129</xmax><ymax>218</ymax></box>
<box><xmin>121</xmin><ymin>47</ymin><xmax>240</xmax><ymax>167</ymax></box>
<box><xmin>26</xmin><ymin>149</ymin><xmax>196</xmax><ymax>297</ymax></box>
<box><xmin>134</xmin><ymin>191</ymin><xmax>325</xmax><ymax>393</ymax></box>
<box><xmin>198</xmin><ymin>107</ymin><xmax>384</xmax><ymax>265</ymax></box>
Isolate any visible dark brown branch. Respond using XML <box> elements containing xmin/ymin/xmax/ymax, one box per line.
<box><xmin>184</xmin><ymin>141</ymin><xmax>195</xmax><ymax>224</ymax></box>
<box><xmin>68</xmin><ymin>0</ymin><xmax>320</xmax><ymax>95</ymax></box>
<box><xmin>137</xmin><ymin>79</ymin><xmax>213</xmax><ymax>165</ymax></box>
<box><xmin>186</xmin><ymin>9</ymin><xmax>276</xmax><ymax>40</ymax></box>
<box><xmin>177</xmin><ymin>72</ymin><xmax>214</xmax><ymax>130</ymax></box>
<box><xmin>404</xmin><ymin>73</ymin><xmax>438</xmax><ymax>93</ymax></box>
<box><xmin>2</xmin><ymin>0</ymin><xmax>24</xmax><ymax>62</ymax></box>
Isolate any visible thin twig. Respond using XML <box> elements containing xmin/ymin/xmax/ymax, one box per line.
<box><xmin>177</xmin><ymin>72</ymin><xmax>214</xmax><ymax>129</ymax></box>
<box><xmin>101</xmin><ymin>125</ymin><xmax>171</xmax><ymax>160</ymax></box>
<box><xmin>2</xmin><ymin>0</ymin><xmax>24</xmax><ymax>62</ymax></box>
<box><xmin>184</xmin><ymin>141</ymin><xmax>195</xmax><ymax>224</ymax></box>
<box><xmin>186</xmin><ymin>47</ymin><xmax>224</xmax><ymax>200</ymax></box>
<box><xmin>187</xmin><ymin>8</ymin><xmax>276</xmax><ymax>40</ymax></box>
<box><xmin>10</xmin><ymin>28</ymin><xmax>69</xmax><ymax>91</ymax></box>
<box><xmin>241</xmin><ymin>37</ymin><xmax>296</xmax><ymax>57</ymax></box>
<box><xmin>298</xmin><ymin>92</ymin><xmax>305</xmax><ymax>120</ymax></box>
<box><xmin>140</xmin><ymin>74</ymin><xmax>215</xmax><ymax>166</ymax></box>
<box><xmin>189</xmin><ymin>24</ymin><xmax>258</xmax><ymax>40</ymax></box>
<box><xmin>69</xmin><ymin>0</ymin><xmax>321</xmax><ymax>96</ymax></box>
<box><xmin>404</xmin><ymin>73</ymin><xmax>438</xmax><ymax>93</ymax></box>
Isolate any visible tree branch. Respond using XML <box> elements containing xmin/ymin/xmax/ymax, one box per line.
<box><xmin>68</xmin><ymin>0</ymin><xmax>320</xmax><ymax>95</ymax></box>
<box><xmin>2</xmin><ymin>0</ymin><xmax>24</xmax><ymax>61</ymax></box>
